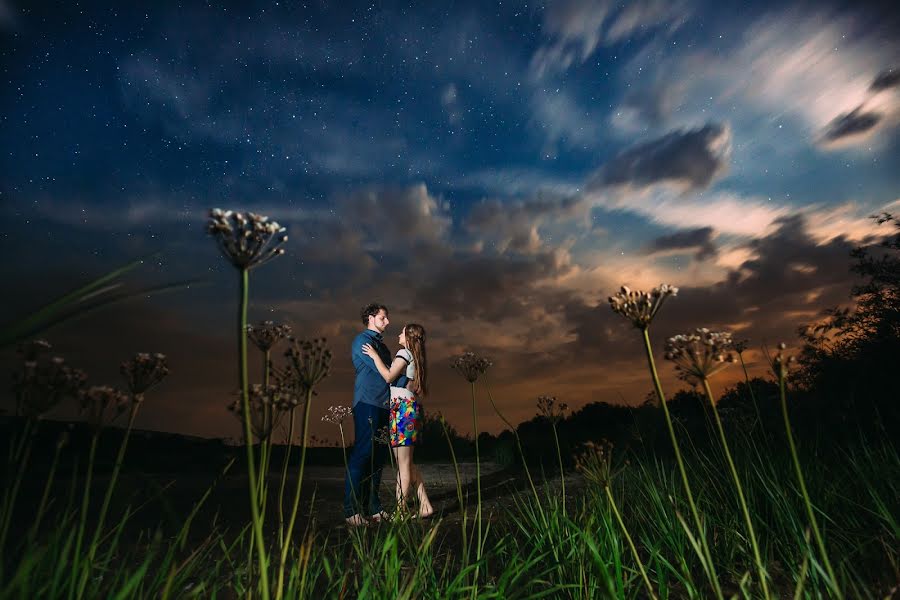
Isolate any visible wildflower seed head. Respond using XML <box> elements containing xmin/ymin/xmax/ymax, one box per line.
<box><xmin>79</xmin><ymin>385</ymin><xmax>130</xmax><ymax>431</ymax></box>
<box><xmin>284</xmin><ymin>337</ymin><xmax>332</xmax><ymax>391</ymax></box>
<box><xmin>373</xmin><ymin>425</ymin><xmax>391</xmax><ymax>446</ymax></box>
<box><xmin>733</xmin><ymin>339</ymin><xmax>749</xmax><ymax>354</ymax></box>
<box><xmin>12</xmin><ymin>342</ymin><xmax>87</xmax><ymax>417</ymax></box>
<box><xmin>207</xmin><ymin>208</ymin><xmax>288</xmax><ymax>271</ymax></box>
<box><xmin>322</xmin><ymin>405</ymin><xmax>353</xmax><ymax>425</ymax></box>
<box><xmin>536</xmin><ymin>395</ymin><xmax>568</xmax><ymax>423</ymax></box>
<box><xmin>767</xmin><ymin>342</ymin><xmax>796</xmax><ymax>381</ymax></box>
<box><xmin>247</xmin><ymin>321</ymin><xmax>293</xmax><ymax>353</ymax></box>
<box><xmin>575</xmin><ymin>440</ymin><xmax>615</xmax><ymax>488</ymax></box>
<box><xmin>228</xmin><ymin>384</ymin><xmax>285</xmax><ymax>441</ymax></box>
<box><xmin>608</xmin><ymin>284</ymin><xmax>678</xmax><ymax>329</ymax></box>
<box><xmin>664</xmin><ymin>328</ymin><xmax>736</xmax><ymax>384</ymax></box>
<box><xmin>450</xmin><ymin>351</ymin><xmax>492</xmax><ymax>383</ymax></box>
<box><xmin>120</xmin><ymin>352</ymin><xmax>169</xmax><ymax>397</ymax></box>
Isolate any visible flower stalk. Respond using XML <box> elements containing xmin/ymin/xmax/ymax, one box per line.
<box><xmin>772</xmin><ymin>344</ymin><xmax>842</xmax><ymax>599</ymax></box>
<box><xmin>609</xmin><ymin>284</ymin><xmax>722</xmax><ymax>598</ymax></box>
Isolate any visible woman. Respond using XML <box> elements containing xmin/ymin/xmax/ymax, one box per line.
<box><xmin>362</xmin><ymin>323</ymin><xmax>434</xmax><ymax>518</ymax></box>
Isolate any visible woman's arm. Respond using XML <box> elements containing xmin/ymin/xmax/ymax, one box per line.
<box><xmin>361</xmin><ymin>343</ymin><xmax>407</xmax><ymax>383</ymax></box>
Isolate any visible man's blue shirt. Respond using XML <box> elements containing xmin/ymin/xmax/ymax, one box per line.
<box><xmin>351</xmin><ymin>329</ymin><xmax>391</xmax><ymax>409</ymax></box>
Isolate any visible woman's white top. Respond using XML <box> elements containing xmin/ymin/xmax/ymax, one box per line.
<box><xmin>397</xmin><ymin>348</ymin><xmax>415</xmax><ymax>380</ymax></box>
<box><xmin>390</xmin><ymin>348</ymin><xmax>415</xmax><ymax>400</ymax></box>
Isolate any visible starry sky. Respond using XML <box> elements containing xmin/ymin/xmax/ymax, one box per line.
<box><xmin>2</xmin><ymin>0</ymin><xmax>899</xmax><ymax>442</ymax></box>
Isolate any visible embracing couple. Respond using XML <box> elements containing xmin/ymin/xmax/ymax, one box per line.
<box><xmin>343</xmin><ymin>302</ymin><xmax>434</xmax><ymax>526</ymax></box>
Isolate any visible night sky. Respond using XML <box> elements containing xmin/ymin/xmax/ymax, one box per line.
<box><xmin>2</xmin><ymin>0</ymin><xmax>899</xmax><ymax>442</ymax></box>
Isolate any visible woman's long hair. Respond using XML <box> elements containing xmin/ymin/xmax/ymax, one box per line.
<box><xmin>404</xmin><ymin>323</ymin><xmax>428</xmax><ymax>398</ymax></box>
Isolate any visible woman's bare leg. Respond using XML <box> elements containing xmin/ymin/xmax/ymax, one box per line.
<box><xmin>393</xmin><ymin>446</ymin><xmax>413</xmax><ymax>511</ymax></box>
<box><xmin>410</xmin><ymin>461</ymin><xmax>434</xmax><ymax>517</ymax></box>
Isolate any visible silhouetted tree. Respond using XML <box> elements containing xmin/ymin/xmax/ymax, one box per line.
<box><xmin>796</xmin><ymin>213</ymin><xmax>900</xmax><ymax>434</ymax></box>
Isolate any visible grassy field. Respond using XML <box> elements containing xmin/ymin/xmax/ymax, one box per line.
<box><xmin>0</xmin><ymin>420</ymin><xmax>896</xmax><ymax>598</ymax></box>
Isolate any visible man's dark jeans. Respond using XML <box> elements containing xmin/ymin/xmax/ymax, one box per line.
<box><xmin>344</xmin><ymin>402</ymin><xmax>390</xmax><ymax>517</ymax></box>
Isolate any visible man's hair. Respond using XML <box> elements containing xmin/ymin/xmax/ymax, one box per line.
<box><xmin>360</xmin><ymin>303</ymin><xmax>388</xmax><ymax>326</ymax></box>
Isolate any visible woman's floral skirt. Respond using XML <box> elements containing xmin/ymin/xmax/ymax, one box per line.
<box><xmin>389</xmin><ymin>386</ymin><xmax>420</xmax><ymax>447</ymax></box>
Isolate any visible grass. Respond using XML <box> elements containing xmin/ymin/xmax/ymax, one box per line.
<box><xmin>0</xmin><ymin>404</ymin><xmax>897</xmax><ymax>598</ymax></box>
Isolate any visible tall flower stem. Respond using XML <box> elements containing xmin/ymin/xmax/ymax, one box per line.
<box><xmin>701</xmin><ymin>378</ymin><xmax>769</xmax><ymax>600</ymax></box>
<box><xmin>276</xmin><ymin>406</ymin><xmax>297</xmax><ymax>550</ymax></box>
<box><xmin>276</xmin><ymin>387</ymin><xmax>314</xmax><ymax>600</ymax></box>
<box><xmin>70</xmin><ymin>432</ymin><xmax>99</xmax><ymax>599</ymax></box>
<box><xmin>484</xmin><ymin>384</ymin><xmax>542</xmax><ymax>517</ymax></box>
<box><xmin>550</xmin><ymin>422</ymin><xmax>566</xmax><ymax>512</ymax></box>
<box><xmin>605</xmin><ymin>483</ymin><xmax>657</xmax><ymax>600</ymax></box>
<box><xmin>738</xmin><ymin>352</ymin><xmax>763</xmax><ymax>428</ymax></box>
<box><xmin>470</xmin><ymin>381</ymin><xmax>483</xmax><ymax>584</ymax></box>
<box><xmin>0</xmin><ymin>418</ymin><xmax>35</xmax><ymax>570</ymax></box>
<box><xmin>778</xmin><ymin>372</ymin><xmax>841</xmax><ymax>598</ymax></box>
<box><xmin>641</xmin><ymin>327</ymin><xmax>721</xmax><ymax>598</ymax></box>
<box><xmin>257</xmin><ymin>351</ymin><xmax>271</xmax><ymax>507</ymax></box>
<box><xmin>439</xmin><ymin>417</ymin><xmax>469</xmax><ymax>572</ymax></box>
<box><xmin>238</xmin><ymin>269</ymin><xmax>270</xmax><ymax>599</ymax></box>
<box><xmin>26</xmin><ymin>431</ymin><xmax>65</xmax><ymax>546</ymax></box>
<box><xmin>76</xmin><ymin>403</ymin><xmax>140</xmax><ymax>599</ymax></box>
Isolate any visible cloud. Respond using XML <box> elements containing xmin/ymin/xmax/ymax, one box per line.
<box><xmin>529</xmin><ymin>87</ymin><xmax>605</xmax><ymax>152</ymax></box>
<box><xmin>464</xmin><ymin>195</ymin><xmax>590</xmax><ymax>254</ymax></box>
<box><xmin>560</xmin><ymin>213</ymin><xmax>866</xmax><ymax>374</ymax></box>
<box><xmin>441</xmin><ymin>83</ymin><xmax>462</xmax><ymax>125</ymax></box>
<box><xmin>870</xmin><ymin>68</ymin><xmax>900</xmax><ymax>92</ymax></box>
<box><xmin>453</xmin><ymin>168</ymin><xmax>582</xmax><ymax>197</ymax></box>
<box><xmin>413</xmin><ymin>251</ymin><xmax>575</xmax><ymax>324</ymax></box>
<box><xmin>530</xmin><ymin>0</ymin><xmax>690</xmax><ymax>78</ymax></box>
<box><xmin>818</xmin><ymin>69</ymin><xmax>900</xmax><ymax>149</ymax></box>
<box><xmin>611</xmin><ymin>84</ymin><xmax>679</xmax><ymax>133</ymax></box>
<box><xmin>590</xmin><ymin>123</ymin><xmax>731</xmax><ymax>190</ymax></box>
<box><xmin>612</xmin><ymin>8</ymin><xmax>900</xmax><ymax>151</ymax></box>
<box><xmin>3</xmin><ymin>193</ymin><xmax>332</xmax><ymax>231</ymax></box>
<box><xmin>335</xmin><ymin>183</ymin><xmax>452</xmax><ymax>254</ymax></box>
<box><xmin>820</xmin><ymin>107</ymin><xmax>883</xmax><ymax>144</ymax></box>
<box><xmin>645</xmin><ymin>226</ymin><xmax>717</xmax><ymax>260</ymax></box>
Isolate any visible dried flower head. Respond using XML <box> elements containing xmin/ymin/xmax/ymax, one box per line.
<box><xmin>373</xmin><ymin>425</ymin><xmax>391</xmax><ymax>446</ymax></box>
<box><xmin>536</xmin><ymin>395</ymin><xmax>568</xmax><ymax>423</ymax></box>
<box><xmin>608</xmin><ymin>284</ymin><xmax>678</xmax><ymax>329</ymax></box>
<box><xmin>733</xmin><ymin>339</ymin><xmax>750</xmax><ymax>354</ymax></box>
<box><xmin>207</xmin><ymin>208</ymin><xmax>288</xmax><ymax>270</ymax></box>
<box><xmin>79</xmin><ymin>386</ymin><xmax>130</xmax><ymax>430</ymax></box>
<box><xmin>450</xmin><ymin>351</ymin><xmax>492</xmax><ymax>383</ymax></box>
<box><xmin>575</xmin><ymin>440</ymin><xmax>617</xmax><ymax>488</ymax></box>
<box><xmin>120</xmin><ymin>353</ymin><xmax>169</xmax><ymax>399</ymax></box>
<box><xmin>247</xmin><ymin>321</ymin><xmax>293</xmax><ymax>353</ymax></box>
<box><xmin>664</xmin><ymin>328</ymin><xmax>736</xmax><ymax>384</ymax></box>
<box><xmin>284</xmin><ymin>337</ymin><xmax>332</xmax><ymax>391</ymax></box>
<box><xmin>228</xmin><ymin>384</ymin><xmax>285</xmax><ymax>441</ymax></box>
<box><xmin>12</xmin><ymin>341</ymin><xmax>87</xmax><ymax>417</ymax></box>
<box><xmin>272</xmin><ymin>383</ymin><xmax>305</xmax><ymax>412</ymax></box>
<box><xmin>322</xmin><ymin>405</ymin><xmax>353</xmax><ymax>425</ymax></box>
<box><xmin>766</xmin><ymin>342</ymin><xmax>796</xmax><ymax>381</ymax></box>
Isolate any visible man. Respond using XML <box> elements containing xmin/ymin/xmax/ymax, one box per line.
<box><xmin>344</xmin><ymin>302</ymin><xmax>392</xmax><ymax>526</ymax></box>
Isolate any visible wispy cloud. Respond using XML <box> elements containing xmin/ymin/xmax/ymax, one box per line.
<box><xmin>530</xmin><ymin>0</ymin><xmax>691</xmax><ymax>79</ymax></box>
<box><xmin>612</xmin><ymin>7</ymin><xmax>900</xmax><ymax>152</ymax></box>
<box><xmin>590</xmin><ymin>123</ymin><xmax>731</xmax><ymax>190</ymax></box>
